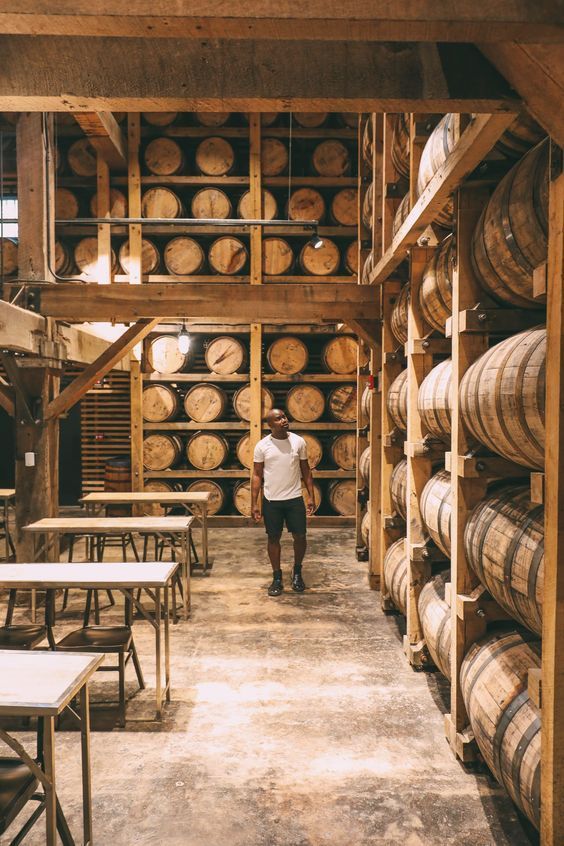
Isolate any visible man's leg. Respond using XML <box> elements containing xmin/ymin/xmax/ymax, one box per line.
<box><xmin>291</xmin><ymin>534</ymin><xmax>307</xmax><ymax>592</ymax></box>
<box><xmin>267</xmin><ymin>534</ymin><xmax>283</xmax><ymax>596</ymax></box>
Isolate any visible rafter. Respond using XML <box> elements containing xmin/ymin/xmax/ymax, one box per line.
<box><xmin>73</xmin><ymin>112</ymin><xmax>127</xmax><ymax>171</ymax></box>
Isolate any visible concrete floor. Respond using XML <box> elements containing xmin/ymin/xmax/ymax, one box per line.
<box><xmin>3</xmin><ymin>528</ymin><xmax>537</xmax><ymax>846</ymax></box>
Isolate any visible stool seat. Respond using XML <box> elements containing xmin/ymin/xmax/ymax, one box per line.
<box><xmin>0</xmin><ymin>625</ymin><xmax>46</xmax><ymax>650</ymax></box>
<box><xmin>57</xmin><ymin>626</ymin><xmax>132</xmax><ymax>652</ymax></box>
<box><xmin>0</xmin><ymin>758</ymin><xmax>38</xmax><ymax>835</ymax></box>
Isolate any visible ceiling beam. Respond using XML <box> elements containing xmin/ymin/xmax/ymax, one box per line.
<box><xmin>31</xmin><ymin>282</ymin><xmax>380</xmax><ymax>323</ymax></box>
<box><xmin>0</xmin><ymin>2</ymin><xmax>561</xmax><ymax>42</ymax></box>
<box><xmin>479</xmin><ymin>42</ymin><xmax>564</xmax><ymax>147</ymax></box>
<box><xmin>72</xmin><ymin>112</ymin><xmax>127</xmax><ymax>171</ymax></box>
<box><xmin>0</xmin><ymin>38</ymin><xmax>519</xmax><ymax>112</ymax></box>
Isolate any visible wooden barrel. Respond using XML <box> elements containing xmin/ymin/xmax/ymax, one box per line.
<box><xmin>416</xmin><ymin>114</ymin><xmax>456</xmax><ymax>229</ymax></box>
<box><xmin>390</xmin><ymin>283</ymin><xmax>409</xmax><ymax>345</ymax></box>
<box><xmin>184</xmin><ymin>480</ymin><xmax>225</xmax><ymax>516</ymax></box>
<box><xmin>186</xmin><ymin>431</ymin><xmax>229</xmax><ymax>470</ymax></box>
<box><xmin>387</xmin><ymin>369</ymin><xmax>408</xmax><ymax>432</ymax></box>
<box><xmin>328</xmin><ymin>384</ymin><xmax>357</xmax><ymax>423</ymax></box>
<box><xmin>141</xmin><ymin>187</ymin><xmax>183</xmax><ymax>219</ymax></box>
<box><xmin>361</xmin><ymin>385</ymin><xmax>371</xmax><ymax>423</ymax></box>
<box><xmin>287</xmin><ymin>188</ymin><xmax>325</xmax><ymax>222</ymax></box>
<box><xmin>74</xmin><ymin>238</ymin><xmax>117</xmax><ymax>278</ymax></box>
<box><xmin>417</xmin><ymin>358</ymin><xmax>452</xmax><ymax>442</ymax></box>
<box><xmin>362</xmin><ymin>183</ymin><xmax>373</xmax><ymax>230</ymax></box>
<box><xmin>147</xmin><ymin>335</ymin><xmax>190</xmax><ymax>374</ymax></box>
<box><xmin>358</xmin><ymin>446</ymin><xmax>371</xmax><ymax>485</ymax></box>
<box><xmin>361</xmin><ymin>251</ymin><xmax>373</xmax><ymax>284</ymax></box>
<box><xmin>118</xmin><ymin>238</ymin><xmax>160</xmax><ymax>275</ymax></box>
<box><xmin>0</xmin><ymin>238</ymin><xmax>18</xmax><ymax>276</ymax></box>
<box><xmin>164</xmin><ymin>237</ymin><xmax>205</xmax><ymax>276</ymax></box>
<box><xmin>471</xmin><ymin>139</ymin><xmax>549</xmax><ymax>307</ymax></box>
<box><xmin>362</xmin><ymin>119</ymin><xmax>373</xmax><ymax>168</ymax></box>
<box><xmin>392</xmin><ymin>193</ymin><xmax>410</xmax><ymax>238</ymax></box>
<box><xmin>391</xmin><ymin>114</ymin><xmax>410</xmax><ymax>179</ymax></box>
<box><xmin>233</xmin><ymin>480</ymin><xmax>252</xmax><ymax>517</ymax></box>
<box><xmin>261</xmin><ymin>138</ymin><xmax>288</xmax><ymax>176</ymax></box>
<box><xmin>191</xmin><ymin>187</ymin><xmax>232</xmax><ymax>219</ymax></box>
<box><xmin>303</xmin><ymin>481</ymin><xmax>322</xmax><ymax>513</ymax></box>
<box><xmin>243</xmin><ymin>112</ymin><xmax>279</xmax><ymax>127</ymax></box>
<box><xmin>205</xmin><ymin>336</ymin><xmax>247</xmax><ymax>375</ymax></box>
<box><xmin>144</xmin><ymin>137</ymin><xmax>185</xmax><ymax>176</ymax></box>
<box><xmin>461</xmin><ymin>630</ymin><xmax>541</xmax><ymax>829</ymax></box>
<box><xmin>183</xmin><ymin>384</ymin><xmax>227</xmax><ymax>423</ymax></box>
<box><xmin>236</xmin><ymin>433</ymin><xmax>253</xmax><ymax>470</ymax></box>
<box><xmin>418</xmin><ymin>570</ymin><xmax>451</xmax><ymax>679</ymax></box>
<box><xmin>143</xmin><ymin>480</ymin><xmax>183</xmax><ymax>517</ymax></box>
<box><xmin>495</xmin><ymin>113</ymin><xmax>546</xmax><ymax>160</ymax></box>
<box><xmin>104</xmin><ymin>456</ymin><xmax>131</xmax><ymax>517</ymax></box>
<box><xmin>67</xmin><ymin>138</ymin><xmax>97</xmax><ymax>176</ymax></box>
<box><xmin>262</xmin><ymin>237</ymin><xmax>294</xmax><ymax>275</ymax></box>
<box><xmin>194</xmin><ymin>112</ymin><xmax>231</xmax><ymax>127</ymax></box>
<box><xmin>286</xmin><ymin>385</ymin><xmax>325</xmax><ymax>422</ymax></box>
<box><xmin>464</xmin><ymin>484</ymin><xmax>544</xmax><ymax>635</ymax></box>
<box><xmin>420</xmin><ymin>470</ymin><xmax>452</xmax><ymax>557</ymax></box>
<box><xmin>383</xmin><ymin>538</ymin><xmax>408</xmax><ymax>614</ymax></box>
<box><xmin>299</xmin><ymin>433</ymin><xmax>323</xmax><ymax>469</ymax></box>
<box><xmin>195</xmin><ymin>137</ymin><xmax>235</xmax><ymax>176</ymax></box>
<box><xmin>345</xmin><ymin>241</ymin><xmax>359</xmax><ymax>276</ymax></box>
<box><xmin>233</xmin><ymin>384</ymin><xmax>274</xmax><ymax>422</ymax></box>
<box><xmin>143</xmin><ymin>433</ymin><xmax>183</xmax><ymax>471</ymax></box>
<box><xmin>331</xmin><ymin>433</ymin><xmax>357</xmax><ymax>471</ymax></box>
<box><xmin>322</xmin><ymin>336</ymin><xmax>367</xmax><ymax>374</ymax></box>
<box><xmin>420</xmin><ymin>236</ymin><xmax>454</xmax><ymax>334</ymax></box>
<box><xmin>330</xmin><ymin>189</ymin><xmax>358</xmax><ymax>226</ymax></box>
<box><xmin>328</xmin><ymin>479</ymin><xmax>356</xmax><ymax>516</ymax></box>
<box><xmin>90</xmin><ymin>188</ymin><xmax>128</xmax><ymax>218</ymax></box>
<box><xmin>208</xmin><ymin>236</ymin><xmax>248</xmax><ymax>275</ymax></box>
<box><xmin>54</xmin><ymin>241</ymin><xmax>73</xmax><ymax>276</ymax></box>
<box><xmin>299</xmin><ymin>239</ymin><xmax>340</xmax><ymax>276</ymax></box>
<box><xmin>295</xmin><ymin>113</ymin><xmax>328</xmax><ymax>128</ymax></box>
<box><xmin>266</xmin><ymin>337</ymin><xmax>308</xmax><ymax>375</ymax></box>
<box><xmin>312</xmin><ymin>140</ymin><xmax>350</xmax><ymax>176</ymax></box>
<box><xmin>143</xmin><ymin>112</ymin><xmax>178</xmax><ymax>126</ymax></box>
<box><xmin>390</xmin><ymin>459</ymin><xmax>407</xmax><ymax>520</ymax></box>
<box><xmin>361</xmin><ymin>510</ymin><xmax>370</xmax><ymax>547</ymax></box>
<box><xmin>142</xmin><ymin>384</ymin><xmax>179</xmax><ymax>423</ymax></box>
<box><xmin>459</xmin><ymin>327</ymin><xmax>545</xmax><ymax>470</ymax></box>
<box><xmin>55</xmin><ymin>187</ymin><xmax>79</xmax><ymax>220</ymax></box>
<box><xmin>238</xmin><ymin>189</ymin><xmax>277</xmax><ymax>221</ymax></box>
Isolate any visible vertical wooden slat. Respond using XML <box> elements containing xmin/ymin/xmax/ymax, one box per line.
<box><xmin>130</xmin><ymin>358</ymin><xmax>143</xmax><ymax>494</ymax></box>
<box><xmin>541</xmin><ymin>149</ymin><xmax>564</xmax><ymax>846</ymax></box>
<box><xmin>382</xmin><ymin>114</ymin><xmax>400</xmax><ymax>254</ymax></box>
<box><xmin>367</xmin><ymin>343</ymin><xmax>382</xmax><ymax>589</ymax></box>
<box><xmin>96</xmin><ymin>153</ymin><xmax>112</xmax><ymax>284</ymax></box>
<box><xmin>127</xmin><ymin>114</ymin><xmax>141</xmax><ymax>284</ymax></box>
<box><xmin>248</xmin><ymin>115</ymin><xmax>263</xmax><ymax>466</ymax></box>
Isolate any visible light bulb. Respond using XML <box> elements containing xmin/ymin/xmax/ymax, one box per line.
<box><xmin>178</xmin><ymin>323</ymin><xmax>190</xmax><ymax>354</ymax></box>
<box><xmin>311</xmin><ymin>234</ymin><xmax>324</xmax><ymax>250</ymax></box>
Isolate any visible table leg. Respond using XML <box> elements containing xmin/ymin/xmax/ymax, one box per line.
<box><xmin>79</xmin><ymin>684</ymin><xmax>93</xmax><ymax>845</ymax></box>
<box><xmin>43</xmin><ymin>716</ymin><xmax>57</xmax><ymax>846</ymax></box>
<box><xmin>164</xmin><ymin>584</ymin><xmax>171</xmax><ymax>703</ymax></box>
<box><xmin>202</xmin><ymin>505</ymin><xmax>209</xmax><ymax>574</ymax></box>
<box><xmin>4</xmin><ymin>497</ymin><xmax>9</xmax><ymax>561</ymax></box>
<box><xmin>155</xmin><ymin>586</ymin><xmax>162</xmax><ymax>720</ymax></box>
<box><xmin>183</xmin><ymin>530</ymin><xmax>191</xmax><ymax>620</ymax></box>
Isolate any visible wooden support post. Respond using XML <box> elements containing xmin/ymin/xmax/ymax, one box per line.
<box><xmin>382</xmin><ymin>114</ymin><xmax>401</xmax><ymax>255</ymax></box>
<box><xmin>541</xmin><ymin>148</ymin><xmax>564</xmax><ymax>846</ymax></box>
<box><xmin>404</xmin><ymin>245</ymin><xmax>435</xmax><ymax>667</ymax></box>
<box><xmin>16</xmin><ymin>113</ymin><xmax>55</xmax><ymax>282</ymax></box>
<box><xmin>379</xmin><ymin>278</ymin><xmax>405</xmax><ymax>608</ymax></box>
<box><xmin>445</xmin><ymin>185</ymin><xmax>491</xmax><ymax>760</ymax></box>
<box><xmin>130</xmin><ymin>357</ymin><xmax>143</xmax><ymax>496</ymax></box>
<box><xmin>248</xmin><ymin>115</ymin><xmax>263</xmax><ymax>468</ymax></box>
<box><xmin>367</xmin><ymin>345</ymin><xmax>382</xmax><ymax>589</ymax></box>
<box><xmin>127</xmin><ymin>114</ymin><xmax>141</xmax><ymax>284</ymax></box>
<box><xmin>96</xmin><ymin>152</ymin><xmax>112</xmax><ymax>284</ymax></box>
<box><xmin>355</xmin><ymin>346</ymin><xmax>369</xmax><ymax>554</ymax></box>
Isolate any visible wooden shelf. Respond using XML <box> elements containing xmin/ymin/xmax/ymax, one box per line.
<box><xmin>113</xmin><ymin>175</ymin><xmax>250</xmax><ymax>187</ymax></box>
<box><xmin>280</xmin><ymin>422</ymin><xmax>357</xmax><ymax>430</ymax></box>
<box><xmin>143</xmin><ymin>373</ymin><xmax>249</xmax><ymax>383</ymax></box>
<box><xmin>262</xmin><ymin>373</ymin><xmax>355</xmax><ymax>382</ymax></box>
<box><xmin>143</xmin><ymin>421</ymin><xmax>248</xmax><ymax>431</ymax></box>
<box><xmin>263</xmin><ymin>176</ymin><xmax>357</xmax><ymax>187</ymax></box>
<box><xmin>55</xmin><ymin>224</ymin><xmax>356</xmax><ymax>239</ymax></box>
<box><xmin>144</xmin><ymin>469</ymin><xmax>248</xmax><ymax>479</ymax></box>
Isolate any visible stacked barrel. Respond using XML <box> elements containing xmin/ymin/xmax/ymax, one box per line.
<box><xmin>142</xmin><ymin>331</ymin><xmax>365</xmax><ymax>518</ymax></box>
<box><xmin>378</xmin><ymin>110</ymin><xmax>547</xmax><ymax>829</ymax></box>
<box><xmin>54</xmin><ymin>111</ymin><xmax>358</xmax><ymax>281</ymax></box>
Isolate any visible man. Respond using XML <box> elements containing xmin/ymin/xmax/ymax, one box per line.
<box><xmin>252</xmin><ymin>408</ymin><xmax>316</xmax><ymax>596</ymax></box>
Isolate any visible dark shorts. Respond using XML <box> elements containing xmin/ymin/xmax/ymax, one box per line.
<box><xmin>263</xmin><ymin>496</ymin><xmax>307</xmax><ymax>537</ymax></box>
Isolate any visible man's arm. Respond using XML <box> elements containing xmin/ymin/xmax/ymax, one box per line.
<box><xmin>251</xmin><ymin>461</ymin><xmax>264</xmax><ymax>522</ymax></box>
<box><xmin>300</xmin><ymin>458</ymin><xmax>316</xmax><ymax>516</ymax></box>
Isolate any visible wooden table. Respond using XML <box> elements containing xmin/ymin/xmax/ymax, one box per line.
<box><xmin>24</xmin><ymin>517</ymin><xmax>194</xmax><ymax>620</ymax></box>
<box><xmin>0</xmin><ymin>488</ymin><xmax>15</xmax><ymax>560</ymax></box>
<box><xmin>0</xmin><ymin>562</ymin><xmax>178</xmax><ymax>720</ymax></box>
<box><xmin>0</xmin><ymin>650</ymin><xmax>103</xmax><ymax>846</ymax></box>
<box><xmin>81</xmin><ymin>491</ymin><xmax>212</xmax><ymax>573</ymax></box>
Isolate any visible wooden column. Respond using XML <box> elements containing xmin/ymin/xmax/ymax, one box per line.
<box><xmin>96</xmin><ymin>153</ymin><xmax>112</xmax><ymax>284</ymax></box>
<box><xmin>248</xmin><ymin>115</ymin><xmax>263</xmax><ymax>470</ymax></box>
<box><xmin>17</xmin><ymin>112</ymin><xmax>55</xmax><ymax>281</ymax></box>
<box><xmin>130</xmin><ymin>357</ymin><xmax>143</xmax><ymax>494</ymax></box>
<box><xmin>541</xmin><ymin>147</ymin><xmax>564</xmax><ymax>846</ymax></box>
<box><xmin>381</xmin><ymin>114</ymin><xmax>401</xmax><ymax>254</ymax></box>
<box><xmin>127</xmin><ymin>114</ymin><xmax>141</xmax><ymax>284</ymax></box>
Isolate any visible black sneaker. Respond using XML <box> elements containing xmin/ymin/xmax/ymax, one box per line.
<box><xmin>292</xmin><ymin>571</ymin><xmax>306</xmax><ymax>593</ymax></box>
<box><xmin>268</xmin><ymin>574</ymin><xmax>283</xmax><ymax>597</ymax></box>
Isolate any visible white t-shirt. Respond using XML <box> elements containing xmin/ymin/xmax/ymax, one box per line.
<box><xmin>253</xmin><ymin>432</ymin><xmax>308</xmax><ymax>501</ymax></box>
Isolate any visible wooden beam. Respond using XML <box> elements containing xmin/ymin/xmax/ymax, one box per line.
<box><xmin>347</xmin><ymin>319</ymin><xmax>381</xmax><ymax>352</ymax></box>
<box><xmin>44</xmin><ymin>318</ymin><xmax>159</xmax><ymax>419</ymax></box>
<box><xmin>479</xmin><ymin>43</ymin><xmax>564</xmax><ymax>147</ymax></box>
<box><xmin>33</xmin><ymin>283</ymin><xmax>380</xmax><ymax>323</ymax></box>
<box><xmin>0</xmin><ymin>39</ymin><xmax>519</xmax><ymax>112</ymax></box>
<box><xmin>55</xmin><ymin>323</ymin><xmax>130</xmax><ymax>370</ymax></box>
<box><xmin>0</xmin><ymin>300</ymin><xmax>44</xmax><ymax>355</ymax></box>
<box><xmin>541</xmin><ymin>150</ymin><xmax>564</xmax><ymax>846</ymax></box>
<box><xmin>0</xmin><ymin>382</ymin><xmax>15</xmax><ymax>417</ymax></box>
<box><xmin>16</xmin><ymin>112</ymin><xmax>54</xmax><ymax>281</ymax></box>
<box><xmin>368</xmin><ymin>112</ymin><xmax>517</xmax><ymax>285</ymax></box>
<box><xmin>0</xmin><ymin>3</ymin><xmax>560</xmax><ymax>41</ymax></box>
<box><xmin>73</xmin><ymin>112</ymin><xmax>127</xmax><ymax>171</ymax></box>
